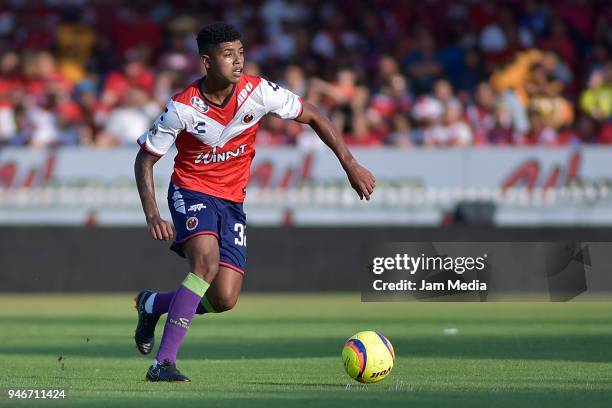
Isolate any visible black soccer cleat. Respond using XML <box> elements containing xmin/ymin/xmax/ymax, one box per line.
<box><xmin>134</xmin><ymin>290</ymin><xmax>160</xmax><ymax>355</ymax></box>
<box><xmin>145</xmin><ymin>361</ymin><xmax>191</xmax><ymax>383</ymax></box>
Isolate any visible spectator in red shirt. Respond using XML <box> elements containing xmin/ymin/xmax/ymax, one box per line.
<box><xmin>101</xmin><ymin>51</ymin><xmax>155</xmax><ymax>109</ymax></box>
<box><xmin>22</xmin><ymin>51</ymin><xmax>73</xmax><ymax>102</ymax></box>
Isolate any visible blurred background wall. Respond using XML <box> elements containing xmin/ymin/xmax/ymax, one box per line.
<box><xmin>2</xmin><ymin>226</ymin><xmax>612</xmax><ymax>292</ymax></box>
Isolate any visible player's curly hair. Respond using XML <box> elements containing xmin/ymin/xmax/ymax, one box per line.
<box><xmin>197</xmin><ymin>22</ymin><xmax>242</xmax><ymax>54</ymax></box>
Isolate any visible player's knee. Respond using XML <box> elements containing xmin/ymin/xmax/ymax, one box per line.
<box><xmin>185</xmin><ymin>236</ymin><xmax>220</xmax><ymax>281</ymax></box>
<box><xmin>191</xmin><ymin>259</ymin><xmax>219</xmax><ymax>281</ymax></box>
<box><xmin>215</xmin><ymin>293</ymin><xmax>238</xmax><ymax>312</ymax></box>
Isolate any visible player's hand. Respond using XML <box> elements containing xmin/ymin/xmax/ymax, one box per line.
<box><xmin>146</xmin><ymin>216</ymin><xmax>175</xmax><ymax>241</ymax></box>
<box><xmin>344</xmin><ymin>161</ymin><xmax>376</xmax><ymax>200</ymax></box>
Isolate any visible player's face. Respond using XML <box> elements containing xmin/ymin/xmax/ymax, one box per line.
<box><xmin>202</xmin><ymin>40</ymin><xmax>244</xmax><ymax>84</ymax></box>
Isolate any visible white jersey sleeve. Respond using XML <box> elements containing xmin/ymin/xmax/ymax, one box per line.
<box><xmin>261</xmin><ymin>79</ymin><xmax>303</xmax><ymax>120</ymax></box>
<box><xmin>137</xmin><ymin>99</ymin><xmax>185</xmax><ymax>156</ymax></box>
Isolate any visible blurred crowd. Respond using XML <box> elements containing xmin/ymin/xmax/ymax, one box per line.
<box><xmin>1</xmin><ymin>0</ymin><xmax>612</xmax><ymax>149</ymax></box>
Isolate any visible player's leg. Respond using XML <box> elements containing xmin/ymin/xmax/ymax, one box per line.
<box><xmin>137</xmin><ymin>264</ymin><xmax>241</xmax><ymax>321</ymax></box>
<box><xmin>147</xmin><ymin>199</ymin><xmax>247</xmax><ymax>316</ymax></box>
<box><xmin>199</xmin><ymin>266</ymin><xmax>243</xmax><ymax>313</ymax></box>
<box><xmin>139</xmin><ymin>186</ymin><xmax>224</xmax><ymax>382</ymax></box>
<box><xmin>136</xmin><ymin>264</ymin><xmax>240</xmax><ymax>319</ymax></box>
<box><xmin>135</xmin><ymin>185</ymin><xmax>219</xmax><ymax>355</ymax></box>
<box><xmin>134</xmin><ymin>288</ymin><xmax>178</xmax><ymax>356</ymax></box>
<box><xmin>200</xmin><ymin>198</ymin><xmax>247</xmax><ymax>313</ymax></box>
<box><xmin>146</xmin><ymin>234</ymin><xmax>219</xmax><ymax>382</ymax></box>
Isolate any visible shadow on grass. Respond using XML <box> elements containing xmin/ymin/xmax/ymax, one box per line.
<box><xmin>0</xmin><ymin>334</ymin><xmax>611</xmax><ymax>363</ymax></box>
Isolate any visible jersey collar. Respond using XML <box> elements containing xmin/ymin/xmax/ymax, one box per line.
<box><xmin>198</xmin><ymin>77</ymin><xmax>237</xmax><ymax>109</ymax></box>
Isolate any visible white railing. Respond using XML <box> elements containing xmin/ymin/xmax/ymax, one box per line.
<box><xmin>0</xmin><ymin>185</ymin><xmax>610</xmax><ymax>209</ymax></box>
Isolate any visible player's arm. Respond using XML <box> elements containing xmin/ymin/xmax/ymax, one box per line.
<box><xmin>134</xmin><ymin>99</ymin><xmax>184</xmax><ymax>240</ymax></box>
<box><xmin>134</xmin><ymin>149</ymin><xmax>174</xmax><ymax>241</ymax></box>
<box><xmin>295</xmin><ymin>101</ymin><xmax>376</xmax><ymax>200</ymax></box>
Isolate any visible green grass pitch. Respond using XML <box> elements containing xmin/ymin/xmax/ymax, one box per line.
<box><xmin>0</xmin><ymin>294</ymin><xmax>611</xmax><ymax>407</ymax></box>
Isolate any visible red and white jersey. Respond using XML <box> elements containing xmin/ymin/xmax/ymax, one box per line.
<box><xmin>138</xmin><ymin>74</ymin><xmax>303</xmax><ymax>202</ymax></box>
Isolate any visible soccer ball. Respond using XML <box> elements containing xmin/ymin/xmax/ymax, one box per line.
<box><xmin>342</xmin><ymin>331</ymin><xmax>395</xmax><ymax>383</ymax></box>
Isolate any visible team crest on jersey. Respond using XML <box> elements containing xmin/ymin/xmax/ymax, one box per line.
<box><xmin>148</xmin><ymin>123</ymin><xmax>158</xmax><ymax>135</ymax></box>
<box><xmin>242</xmin><ymin>111</ymin><xmax>254</xmax><ymax>124</ymax></box>
<box><xmin>186</xmin><ymin>216</ymin><xmax>198</xmax><ymax>231</ymax></box>
<box><xmin>191</xmin><ymin>96</ymin><xmax>209</xmax><ymax>113</ymax></box>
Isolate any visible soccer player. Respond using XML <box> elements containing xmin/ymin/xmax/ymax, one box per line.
<box><xmin>134</xmin><ymin>22</ymin><xmax>375</xmax><ymax>382</ymax></box>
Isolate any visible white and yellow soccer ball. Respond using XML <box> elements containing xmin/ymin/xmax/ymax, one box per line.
<box><xmin>342</xmin><ymin>331</ymin><xmax>395</xmax><ymax>383</ymax></box>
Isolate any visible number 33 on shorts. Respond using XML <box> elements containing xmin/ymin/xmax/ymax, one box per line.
<box><xmin>234</xmin><ymin>223</ymin><xmax>246</xmax><ymax>246</ymax></box>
